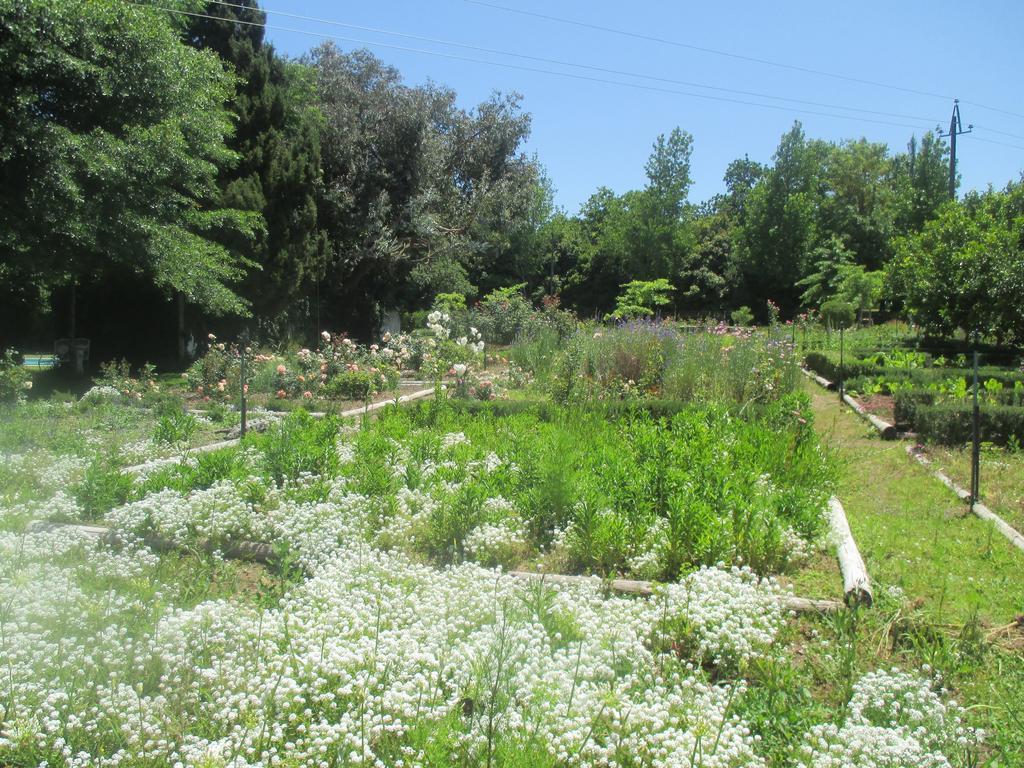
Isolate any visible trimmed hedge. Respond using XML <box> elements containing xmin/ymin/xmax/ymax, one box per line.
<box><xmin>913</xmin><ymin>403</ymin><xmax>1024</xmax><ymax>447</ymax></box>
<box><xmin>806</xmin><ymin>350</ymin><xmax>1024</xmax><ymax>393</ymax></box>
<box><xmin>803</xmin><ymin>352</ymin><xmax>878</xmax><ymax>382</ymax></box>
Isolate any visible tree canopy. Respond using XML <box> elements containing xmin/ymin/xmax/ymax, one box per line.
<box><xmin>1</xmin><ymin>0</ymin><xmax>1020</xmax><ymax>357</ymax></box>
<box><xmin>0</xmin><ymin>0</ymin><xmax>259</xmax><ymax>316</ymax></box>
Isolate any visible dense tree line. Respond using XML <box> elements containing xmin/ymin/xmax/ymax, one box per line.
<box><xmin>1</xmin><ymin>0</ymin><xmax>1021</xmax><ymax>359</ymax></box>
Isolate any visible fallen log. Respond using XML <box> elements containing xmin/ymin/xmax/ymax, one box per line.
<box><xmin>123</xmin><ymin>388</ymin><xmax>435</xmax><ymax>475</ymax></box>
<box><xmin>800</xmin><ymin>367</ymin><xmax>835</xmax><ymax>391</ymax></box>
<box><xmin>23</xmin><ymin>520</ymin><xmax>844</xmax><ymax>613</ymax></box>
<box><xmin>841</xmin><ymin>393</ymin><xmax>898</xmax><ymax>440</ymax></box>
<box><xmin>508</xmin><ymin>570</ymin><xmax>844</xmax><ymax>614</ymax></box>
<box><xmin>827</xmin><ymin>496</ymin><xmax>873</xmax><ymax>607</ymax></box>
<box><xmin>800</xmin><ymin>368</ymin><xmax>898</xmax><ymax>439</ymax></box>
<box><xmin>26</xmin><ymin>520</ymin><xmax>278</xmax><ymax>565</ymax></box>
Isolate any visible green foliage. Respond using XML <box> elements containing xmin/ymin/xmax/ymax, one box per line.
<box><xmin>254</xmin><ymin>410</ymin><xmax>340</xmax><ymax>485</ymax></box>
<box><xmin>0</xmin><ymin>349</ymin><xmax>31</xmax><ymax>403</ymax></box>
<box><xmin>0</xmin><ymin>0</ymin><xmax>260</xmax><ymax>315</ymax></box>
<box><xmin>472</xmin><ymin>285</ymin><xmax>534</xmax><ymax>344</ymax></box>
<box><xmin>518</xmin><ymin>325</ymin><xmax>799</xmax><ymax>407</ymax></box>
<box><xmin>605</xmin><ymin>278</ymin><xmax>675</xmax><ymax>321</ymax></box>
<box><xmin>75</xmin><ymin>454</ymin><xmax>133</xmax><ymax>520</ymax></box>
<box><xmin>836</xmin><ymin>264</ymin><xmax>884</xmax><ymax>323</ymax></box>
<box><xmin>901</xmin><ymin>401</ymin><xmax>1024</xmax><ymax>447</ymax></box>
<box><xmin>353</xmin><ymin>395</ymin><xmax>832</xmax><ymax>578</ymax></box>
<box><xmin>888</xmin><ymin>181</ymin><xmax>1024</xmax><ymax>344</ymax></box>
<box><xmin>186</xmin><ymin>0</ymin><xmax>327</xmax><ymax>322</ymax></box>
<box><xmin>152</xmin><ymin>409</ymin><xmax>199</xmax><ymax>447</ymax></box>
<box><xmin>820</xmin><ymin>299</ymin><xmax>856</xmax><ymax>331</ymax></box>
<box><xmin>312</xmin><ymin>43</ymin><xmax>539</xmax><ymax>328</ymax></box>
<box><xmin>433</xmin><ymin>292</ymin><xmax>467</xmax><ymax>314</ymax></box>
<box><xmin>730</xmin><ymin>306</ymin><xmax>754</xmax><ymax>327</ymax></box>
<box><xmin>325</xmin><ymin>370</ymin><xmax>376</xmax><ymax>400</ymax></box>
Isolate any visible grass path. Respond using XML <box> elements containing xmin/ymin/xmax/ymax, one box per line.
<box><xmin>792</xmin><ymin>382</ymin><xmax>1024</xmax><ymax>626</ymax></box>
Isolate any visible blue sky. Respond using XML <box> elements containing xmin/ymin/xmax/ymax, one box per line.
<box><xmin>260</xmin><ymin>0</ymin><xmax>1024</xmax><ymax>213</ymax></box>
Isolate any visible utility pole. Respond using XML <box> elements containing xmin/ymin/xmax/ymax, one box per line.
<box><xmin>938</xmin><ymin>99</ymin><xmax>972</xmax><ymax>199</ymax></box>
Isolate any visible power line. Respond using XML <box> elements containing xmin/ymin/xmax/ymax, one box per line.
<box><xmin>129</xmin><ymin>3</ymin><xmax>935</xmax><ymax>133</ymax></box>
<box><xmin>973</xmin><ymin>125</ymin><xmax>1024</xmax><ymax>142</ymax></box>
<box><xmin>202</xmin><ymin>0</ymin><xmax>942</xmax><ymax>126</ymax></box>
<box><xmin>463</xmin><ymin>0</ymin><xmax>1024</xmax><ymax>123</ymax></box>
<box><xmin>960</xmin><ymin>100</ymin><xmax>1024</xmax><ymax>122</ymax></box>
<box><xmin>970</xmin><ymin>136</ymin><xmax>1024</xmax><ymax>152</ymax></box>
<box><xmin>463</xmin><ymin>0</ymin><xmax>950</xmax><ymax>99</ymax></box>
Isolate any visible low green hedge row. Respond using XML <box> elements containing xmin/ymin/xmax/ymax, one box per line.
<box><xmin>911</xmin><ymin>402</ymin><xmax>1024</xmax><ymax>447</ymax></box>
<box><xmin>805</xmin><ymin>352</ymin><xmax>1024</xmax><ymax>391</ymax></box>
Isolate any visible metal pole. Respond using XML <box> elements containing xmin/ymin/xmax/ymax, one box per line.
<box><xmin>971</xmin><ymin>350</ymin><xmax>980</xmax><ymax>508</ymax></box>
<box><xmin>240</xmin><ymin>333</ymin><xmax>248</xmax><ymax>440</ymax></box>
<box><xmin>839</xmin><ymin>326</ymin><xmax>845</xmax><ymax>401</ymax></box>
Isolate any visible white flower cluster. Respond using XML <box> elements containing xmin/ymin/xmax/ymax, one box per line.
<box><xmin>780</xmin><ymin>526</ymin><xmax>812</xmax><ymax>567</ymax></box>
<box><xmin>463</xmin><ymin>517</ymin><xmax>526</xmax><ymax>566</ymax></box>
<box><xmin>0</xmin><ymin>490</ymin><xmax>82</xmax><ymax>528</ymax></box>
<box><xmin>797</xmin><ymin>668</ymin><xmax>980</xmax><ymax>768</ymax></box>
<box><xmin>456</xmin><ymin>326</ymin><xmax>485</xmax><ymax>354</ymax></box>
<box><xmin>107</xmin><ymin>480</ymin><xmax>274</xmax><ymax>546</ymax></box>
<box><xmin>2</xmin><ymin>530</ymin><xmax>777</xmax><ymax>767</ymax></box>
<box><xmin>660</xmin><ymin>565</ymin><xmax>787</xmax><ymax>667</ymax></box>
<box><xmin>79</xmin><ymin>384</ymin><xmax>123</xmax><ymax>403</ymax></box>
<box><xmin>426</xmin><ymin>310</ymin><xmax>451</xmax><ymax>340</ymax></box>
<box><xmin>1</xmin><ymin>450</ymin><xmax>89</xmax><ymax>495</ymax></box>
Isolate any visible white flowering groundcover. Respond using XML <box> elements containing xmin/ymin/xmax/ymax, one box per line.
<box><xmin>0</xmin><ymin>398</ymin><xmax>986</xmax><ymax>767</ymax></box>
<box><xmin>0</xmin><ymin>524</ymin><xmax>978</xmax><ymax>768</ymax></box>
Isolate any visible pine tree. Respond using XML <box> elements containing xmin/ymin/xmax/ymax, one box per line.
<box><xmin>186</xmin><ymin>1</ymin><xmax>326</xmax><ymax>324</ymax></box>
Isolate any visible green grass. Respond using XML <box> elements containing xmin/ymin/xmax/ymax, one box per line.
<box><xmin>920</xmin><ymin>444</ymin><xmax>1024</xmax><ymax>535</ymax></box>
<box><xmin>786</xmin><ymin>380</ymin><xmax>1024</xmax><ymax>766</ymax></box>
<box><xmin>793</xmin><ymin>382</ymin><xmax>1024</xmax><ymax>625</ymax></box>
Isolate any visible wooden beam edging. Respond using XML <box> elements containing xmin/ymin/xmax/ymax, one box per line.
<box><xmin>26</xmin><ymin>520</ymin><xmax>278</xmax><ymax>565</ymax></box>
<box><xmin>22</xmin><ymin>520</ymin><xmax>843</xmax><ymax>613</ymax></box>
<box><xmin>122</xmin><ymin>388</ymin><xmax>436</xmax><ymax>475</ymax></box>
<box><xmin>508</xmin><ymin>570</ymin><xmax>844</xmax><ymax>614</ymax></box>
<box><xmin>841</xmin><ymin>392</ymin><xmax>898</xmax><ymax>440</ymax></box>
<box><xmin>799</xmin><ymin>367</ymin><xmax>897</xmax><ymax>440</ymax></box>
<box><xmin>827</xmin><ymin>496</ymin><xmax>873</xmax><ymax>607</ymax></box>
<box><xmin>905</xmin><ymin>445</ymin><xmax>1024</xmax><ymax>555</ymax></box>
<box><xmin>800</xmin><ymin>366</ymin><xmax>835</xmax><ymax>391</ymax></box>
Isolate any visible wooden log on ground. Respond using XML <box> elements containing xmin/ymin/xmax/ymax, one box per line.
<box><xmin>26</xmin><ymin>521</ymin><xmax>278</xmax><ymax>565</ymax></box>
<box><xmin>123</xmin><ymin>388</ymin><xmax>436</xmax><ymax>474</ymax></box>
<box><xmin>25</xmin><ymin>519</ymin><xmax>846</xmax><ymax>612</ymax></box>
<box><xmin>906</xmin><ymin>446</ymin><xmax>1024</xmax><ymax>554</ymax></box>
<box><xmin>827</xmin><ymin>496</ymin><xmax>873</xmax><ymax>607</ymax></box>
<box><xmin>508</xmin><ymin>570</ymin><xmax>843</xmax><ymax>614</ymax></box>
<box><xmin>27</xmin><ymin>520</ymin><xmax>109</xmax><ymax>540</ymax></box>
<box><xmin>841</xmin><ymin>393</ymin><xmax>898</xmax><ymax>440</ymax></box>
<box><xmin>800</xmin><ymin>367</ymin><xmax>835</xmax><ymax>390</ymax></box>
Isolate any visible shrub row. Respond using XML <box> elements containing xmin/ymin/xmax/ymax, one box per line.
<box><xmin>805</xmin><ymin>351</ymin><xmax>1024</xmax><ymax>391</ymax></box>
<box><xmin>912</xmin><ymin>402</ymin><xmax>1024</xmax><ymax>447</ymax></box>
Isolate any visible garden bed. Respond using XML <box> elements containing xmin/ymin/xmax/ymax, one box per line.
<box><xmin>1</xmin><ymin>363</ymin><xmax>1015</xmax><ymax>766</ymax></box>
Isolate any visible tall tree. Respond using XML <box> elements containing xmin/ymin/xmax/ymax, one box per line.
<box><xmin>732</xmin><ymin>123</ymin><xmax>825</xmax><ymax>316</ymax></box>
<box><xmin>819</xmin><ymin>138</ymin><xmax>896</xmax><ymax>270</ymax></box>
<box><xmin>892</xmin><ymin>132</ymin><xmax>951</xmax><ymax>233</ymax></box>
<box><xmin>310</xmin><ymin>43</ymin><xmax>538</xmax><ymax>331</ymax></box>
<box><xmin>0</xmin><ymin>0</ymin><xmax>258</xmax><ymax>320</ymax></box>
<box><xmin>889</xmin><ymin>181</ymin><xmax>1024</xmax><ymax>343</ymax></box>
<box><xmin>186</xmin><ymin>0</ymin><xmax>327</xmax><ymax>325</ymax></box>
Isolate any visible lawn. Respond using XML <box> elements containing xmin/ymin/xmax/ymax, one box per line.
<box><xmin>919</xmin><ymin>443</ymin><xmax>1024</xmax><ymax>535</ymax></box>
